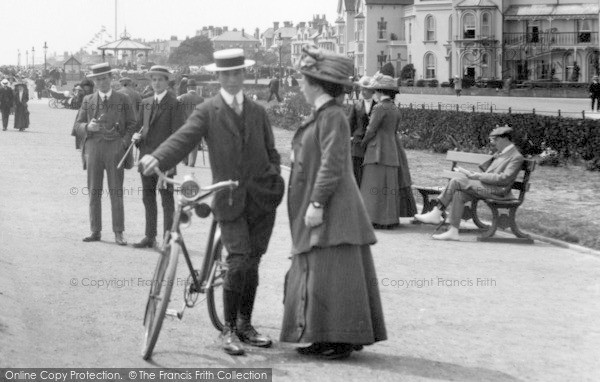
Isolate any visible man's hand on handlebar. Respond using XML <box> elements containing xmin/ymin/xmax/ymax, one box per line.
<box><xmin>139</xmin><ymin>155</ymin><xmax>160</xmax><ymax>176</ymax></box>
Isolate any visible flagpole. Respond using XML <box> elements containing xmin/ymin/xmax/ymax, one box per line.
<box><xmin>115</xmin><ymin>0</ymin><xmax>117</xmax><ymax>42</ymax></box>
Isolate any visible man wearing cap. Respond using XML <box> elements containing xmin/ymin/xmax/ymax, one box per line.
<box><xmin>177</xmin><ymin>79</ymin><xmax>204</xmax><ymax>167</ymax></box>
<box><xmin>118</xmin><ymin>77</ymin><xmax>142</xmax><ymax>116</ymax></box>
<box><xmin>348</xmin><ymin>76</ymin><xmax>376</xmax><ymax>185</ymax></box>
<box><xmin>589</xmin><ymin>75</ymin><xmax>600</xmax><ymax>112</ymax></box>
<box><xmin>73</xmin><ymin>62</ymin><xmax>137</xmax><ymax>245</ymax></box>
<box><xmin>414</xmin><ymin>125</ymin><xmax>524</xmax><ymax>240</ymax></box>
<box><xmin>0</xmin><ymin>79</ymin><xmax>14</xmax><ymax>131</ymax></box>
<box><xmin>130</xmin><ymin>66</ymin><xmax>184</xmax><ymax>249</ymax></box>
<box><xmin>138</xmin><ymin>49</ymin><xmax>283</xmax><ymax>356</ymax></box>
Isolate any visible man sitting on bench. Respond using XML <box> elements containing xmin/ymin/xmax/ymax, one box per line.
<box><xmin>414</xmin><ymin>125</ymin><xmax>524</xmax><ymax>241</ymax></box>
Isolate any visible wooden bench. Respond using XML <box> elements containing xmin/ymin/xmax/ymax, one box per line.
<box><xmin>412</xmin><ymin>151</ymin><xmax>536</xmax><ymax>243</ymax></box>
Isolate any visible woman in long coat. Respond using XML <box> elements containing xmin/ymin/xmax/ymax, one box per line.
<box><xmin>359</xmin><ymin>73</ymin><xmax>403</xmax><ymax>228</ymax></box>
<box><xmin>13</xmin><ymin>82</ymin><xmax>29</xmax><ymax>131</ymax></box>
<box><xmin>281</xmin><ymin>46</ymin><xmax>387</xmax><ymax>359</ymax></box>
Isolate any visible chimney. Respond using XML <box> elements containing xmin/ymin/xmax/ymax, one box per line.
<box><xmin>274</xmin><ymin>22</ymin><xmax>279</xmax><ymax>30</ymax></box>
<box><xmin>299</xmin><ymin>22</ymin><xmax>306</xmax><ymax>28</ymax></box>
<box><xmin>242</xmin><ymin>28</ymin><xmax>245</xmax><ymax>37</ymax></box>
<box><xmin>223</xmin><ymin>26</ymin><xmax>228</xmax><ymax>32</ymax></box>
<box><xmin>255</xmin><ymin>28</ymin><xmax>260</xmax><ymax>39</ymax></box>
<box><xmin>170</xmin><ymin>35</ymin><xmax>177</xmax><ymax>41</ymax></box>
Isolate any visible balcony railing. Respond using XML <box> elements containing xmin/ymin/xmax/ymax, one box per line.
<box><xmin>503</xmin><ymin>32</ymin><xmax>598</xmax><ymax>46</ymax></box>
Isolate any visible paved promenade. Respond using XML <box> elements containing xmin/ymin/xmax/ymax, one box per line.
<box><xmin>0</xmin><ymin>101</ymin><xmax>599</xmax><ymax>381</ymax></box>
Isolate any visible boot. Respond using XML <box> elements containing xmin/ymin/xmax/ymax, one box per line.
<box><xmin>236</xmin><ymin>274</ymin><xmax>272</xmax><ymax>348</ymax></box>
<box><xmin>414</xmin><ymin>206</ymin><xmax>444</xmax><ymax>225</ymax></box>
<box><xmin>221</xmin><ymin>322</ymin><xmax>244</xmax><ymax>356</ymax></box>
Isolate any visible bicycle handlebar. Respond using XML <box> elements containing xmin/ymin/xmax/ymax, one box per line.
<box><xmin>153</xmin><ymin>168</ymin><xmax>239</xmax><ymax>196</ymax></box>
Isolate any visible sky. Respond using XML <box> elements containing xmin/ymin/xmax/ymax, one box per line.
<box><xmin>0</xmin><ymin>0</ymin><xmax>338</xmax><ymax>65</ymax></box>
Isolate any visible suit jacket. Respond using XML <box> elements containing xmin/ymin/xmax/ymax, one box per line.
<box><xmin>137</xmin><ymin>92</ymin><xmax>184</xmax><ymax>159</ymax></box>
<box><xmin>348</xmin><ymin>98</ymin><xmax>376</xmax><ymax>158</ymax></box>
<box><xmin>151</xmin><ymin>93</ymin><xmax>281</xmax><ymax>222</ymax></box>
<box><xmin>178</xmin><ymin>91</ymin><xmax>204</xmax><ymax>120</ymax></box>
<box><xmin>269</xmin><ymin>78</ymin><xmax>279</xmax><ymax>92</ymax></box>
<box><xmin>73</xmin><ymin>91</ymin><xmax>137</xmax><ymax>168</ymax></box>
<box><xmin>361</xmin><ymin>98</ymin><xmax>400</xmax><ymax>167</ymax></box>
<box><xmin>118</xmin><ymin>86</ymin><xmax>142</xmax><ymax>118</ymax></box>
<box><xmin>477</xmin><ymin>145</ymin><xmax>525</xmax><ymax>196</ymax></box>
<box><xmin>0</xmin><ymin>86</ymin><xmax>14</xmax><ymax>110</ymax></box>
<box><xmin>289</xmin><ymin>100</ymin><xmax>376</xmax><ymax>255</ymax></box>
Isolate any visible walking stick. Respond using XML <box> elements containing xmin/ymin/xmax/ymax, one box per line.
<box><xmin>117</xmin><ymin>125</ymin><xmax>144</xmax><ymax>170</ymax></box>
<box><xmin>201</xmin><ymin>138</ymin><xmax>206</xmax><ymax>165</ymax></box>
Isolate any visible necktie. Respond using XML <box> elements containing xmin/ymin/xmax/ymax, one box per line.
<box><xmin>150</xmin><ymin>97</ymin><xmax>158</xmax><ymax>121</ymax></box>
<box><xmin>231</xmin><ymin>96</ymin><xmax>242</xmax><ymax>116</ymax></box>
<box><xmin>103</xmin><ymin>95</ymin><xmax>108</xmax><ymax>109</ymax></box>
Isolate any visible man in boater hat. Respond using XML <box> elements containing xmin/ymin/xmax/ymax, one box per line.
<box><xmin>73</xmin><ymin>62</ymin><xmax>137</xmax><ymax>245</ymax></box>
<box><xmin>138</xmin><ymin>49</ymin><xmax>283</xmax><ymax>356</ymax></box>
<box><xmin>131</xmin><ymin>66</ymin><xmax>184</xmax><ymax>249</ymax></box>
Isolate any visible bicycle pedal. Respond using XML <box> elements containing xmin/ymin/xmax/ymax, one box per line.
<box><xmin>165</xmin><ymin>309</ymin><xmax>183</xmax><ymax>320</ymax></box>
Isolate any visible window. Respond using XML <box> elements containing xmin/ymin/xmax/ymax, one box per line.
<box><xmin>425</xmin><ymin>15</ymin><xmax>435</xmax><ymax>41</ymax></box>
<box><xmin>377</xmin><ymin>17</ymin><xmax>387</xmax><ymax>40</ymax></box>
<box><xmin>481</xmin><ymin>13</ymin><xmax>490</xmax><ymax>37</ymax></box>
<box><xmin>578</xmin><ymin>19</ymin><xmax>591</xmax><ymax>43</ymax></box>
<box><xmin>400</xmin><ymin>19</ymin><xmax>406</xmax><ymax>41</ymax></box>
<box><xmin>481</xmin><ymin>53</ymin><xmax>490</xmax><ymax>78</ymax></box>
<box><xmin>463</xmin><ymin>13</ymin><xmax>475</xmax><ymax>39</ymax></box>
<box><xmin>409</xmin><ymin>22</ymin><xmax>412</xmax><ymax>43</ymax></box>
<box><xmin>355</xmin><ymin>20</ymin><xmax>364</xmax><ymax>41</ymax></box>
<box><xmin>448</xmin><ymin>15</ymin><xmax>452</xmax><ymax>41</ymax></box>
<box><xmin>424</xmin><ymin>52</ymin><xmax>436</xmax><ymax>78</ymax></box>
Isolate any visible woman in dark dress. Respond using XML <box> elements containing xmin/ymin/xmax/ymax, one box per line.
<box><xmin>13</xmin><ymin>82</ymin><xmax>29</xmax><ymax>131</ymax></box>
<box><xmin>281</xmin><ymin>46</ymin><xmax>387</xmax><ymax>359</ymax></box>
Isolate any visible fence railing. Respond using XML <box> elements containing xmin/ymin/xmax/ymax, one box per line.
<box><xmin>503</xmin><ymin>32</ymin><xmax>598</xmax><ymax>46</ymax></box>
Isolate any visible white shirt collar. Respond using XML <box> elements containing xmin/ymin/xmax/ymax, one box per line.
<box><xmin>500</xmin><ymin>143</ymin><xmax>515</xmax><ymax>155</ymax></box>
<box><xmin>314</xmin><ymin>94</ymin><xmax>333</xmax><ymax>110</ymax></box>
<box><xmin>220</xmin><ymin>88</ymin><xmax>243</xmax><ymax>106</ymax></box>
<box><xmin>154</xmin><ymin>90</ymin><xmax>168</xmax><ymax>103</ymax></box>
<box><xmin>98</xmin><ymin>89</ymin><xmax>112</xmax><ymax>100</ymax></box>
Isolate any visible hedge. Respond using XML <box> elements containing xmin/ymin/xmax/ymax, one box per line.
<box><xmin>398</xmin><ymin>108</ymin><xmax>600</xmax><ymax>170</ymax></box>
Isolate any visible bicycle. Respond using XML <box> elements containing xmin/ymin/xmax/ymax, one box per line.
<box><xmin>141</xmin><ymin>169</ymin><xmax>238</xmax><ymax>360</ymax></box>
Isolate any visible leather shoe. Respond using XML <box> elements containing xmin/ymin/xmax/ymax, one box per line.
<box><xmin>82</xmin><ymin>232</ymin><xmax>101</xmax><ymax>242</ymax></box>
<box><xmin>236</xmin><ymin>322</ymin><xmax>272</xmax><ymax>348</ymax></box>
<box><xmin>115</xmin><ymin>232</ymin><xmax>127</xmax><ymax>246</ymax></box>
<box><xmin>318</xmin><ymin>343</ymin><xmax>354</xmax><ymax>360</ymax></box>
<box><xmin>221</xmin><ymin>325</ymin><xmax>245</xmax><ymax>356</ymax></box>
<box><xmin>297</xmin><ymin>342</ymin><xmax>328</xmax><ymax>355</ymax></box>
<box><xmin>133</xmin><ymin>237</ymin><xmax>156</xmax><ymax>248</ymax></box>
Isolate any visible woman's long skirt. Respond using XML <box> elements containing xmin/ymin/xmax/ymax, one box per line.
<box><xmin>396</xmin><ymin>140</ymin><xmax>417</xmax><ymax>217</ymax></box>
<box><xmin>360</xmin><ymin>164</ymin><xmax>401</xmax><ymax>225</ymax></box>
<box><xmin>280</xmin><ymin>244</ymin><xmax>387</xmax><ymax>345</ymax></box>
<box><xmin>14</xmin><ymin>105</ymin><xmax>29</xmax><ymax>130</ymax></box>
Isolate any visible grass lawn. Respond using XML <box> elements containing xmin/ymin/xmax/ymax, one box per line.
<box><xmin>273</xmin><ymin>126</ymin><xmax>600</xmax><ymax>251</ymax></box>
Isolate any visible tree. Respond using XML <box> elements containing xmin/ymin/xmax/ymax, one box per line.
<box><xmin>400</xmin><ymin>63</ymin><xmax>415</xmax><ymax>80</ymax></box>
<box><xmin>248</xmin><ymin>49</ymin><xmax>279</xmax><ymax>67</ymax></box>
<box><xmin>168</xmin><ymin>35</ymin><xmax>214</xmax><ymax>66</ymax></box>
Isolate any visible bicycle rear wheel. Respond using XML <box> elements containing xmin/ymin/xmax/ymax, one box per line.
<box><xmin>141</xmin><ymin>237</ymin><xmax>179</xmax><ymax>360</ymax></box>
<box><xmin>206</xmin><ymin>238</ymin><xmax>226</xmax><ymax>332</ymax></box>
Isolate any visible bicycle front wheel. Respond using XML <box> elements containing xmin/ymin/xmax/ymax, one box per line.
<box><xmin>206</xmin><ymin>238</ymin><xmax>227</xmax><ymax>332</ymax></box>
<box><xmin>141</xmin><ymin>237</ymin><xmax>180</xmax><ymax>360</ymax></box>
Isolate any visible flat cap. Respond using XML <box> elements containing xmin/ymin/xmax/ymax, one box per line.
<box><xmin>490</xmin><ymin>124</ymin><xmax>513</xmax><ymax>136</ymax></box>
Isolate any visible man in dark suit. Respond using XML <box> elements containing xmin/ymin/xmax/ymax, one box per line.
<box><xmin>178</xmin><ymin>79</ymin><xmax>204</xmax><ymax>167</ymax></box>
<box><xmin>589</xmin><ymin>75</ymin><xmax>600</xmax><ymax>111</ymax></box>
<box><xmin>0</xmin><ymin>79</ymin><xmax>14</xmax><ymax>131</ymax></box>
<box><xmin>131</xmin><ymin>66</ymin><xmax>184</xmax><ymax>249</ymax></box>
<box><xmin>139</xmin><ymin>49</ymin><xmax>283</xmax><ymax>356</ymax></box>
<box><xmin>414</xmin><ymin>125</ymin><xmax>524</xmax><ymax>241</ymax></box>
<box><xmin>348</xmin><ymin>76</ymin><xmax>376</xmax><ymax>185</ymax></box>
<box><xmin>267</xmin><ymin>74</ymin><xmax>281</xmax><ymax>102</ymax></box>
<box><xmin>73</xmin><ymin>63</ymin><xmax>137</xmax><ymax>245</ymax></box>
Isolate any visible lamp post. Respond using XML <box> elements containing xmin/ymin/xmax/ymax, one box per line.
<box><xmin>43</xmin><ymin>42</ymin><xmax>48</xmax><ymax>76</ymax></box>
<box><xmin>26</xmin><ymin>50</ymin><xmax>28</xmax><ymax>69</ymax></box>
<box><xmin>32</xmin><ymin>46</ymin><xmax>35</xmax><ymax>70</ymax></box>
<box><xmin>17</xmin><ymin>50</ymin><xmax>21</xmax><ymax>69</ymax></box>
<box><xmin>276</xmin><ymin>32</ymin><xmax>283</xmax><ymax>79</ymax></box>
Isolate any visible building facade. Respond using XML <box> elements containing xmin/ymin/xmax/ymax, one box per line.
<box><xmin>335</xmin><ymin>0</ymin><xmax>599</xmax><ymax>83</ymax></box>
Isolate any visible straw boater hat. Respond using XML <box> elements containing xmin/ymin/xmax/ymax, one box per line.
<box><xmin>296</xmin><ymin>45</ymin><xmax>353</xmax><ymax>86</ymax></box>
<box><xmin>355</xmin><ymin>75</ymin><xmax>373</xmax><ymax>89</ymax></box>
<box><xmin>490</xmin><ymin>125</ymin><xmax>513</xmax><ymax>137</ymax></box>
<box><xmin>147</xmin><ymin>65</ymin><xmax>171</xmax><ymax>79</ymax></box>
<box><xmin>87</xmin><ymin>62</ymin><xmax>112</xmax><ymax>78</ymax></box>
<box><xmin>204</xmin><ymin>49</ymin><xmax>255</xmax><ymax>71</ymax></box>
